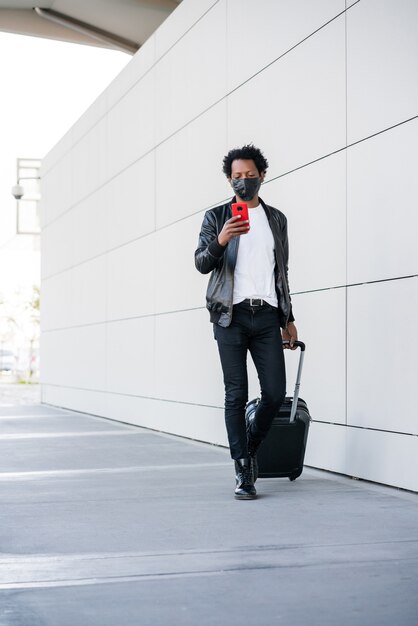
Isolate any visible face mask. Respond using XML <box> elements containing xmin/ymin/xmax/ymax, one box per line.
<box><xmin>231</xmin><ymin>177</ymin><xmax>262</xmax><ymax>201</ymax></box>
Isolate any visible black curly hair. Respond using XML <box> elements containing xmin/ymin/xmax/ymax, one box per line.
<box><xmin>222</xmin><ymin>144</ymin><xmax>269</xmax><ymax>178</ymax></box>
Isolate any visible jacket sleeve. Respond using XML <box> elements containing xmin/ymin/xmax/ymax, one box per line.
<box><xmin>281</xmin><ymin>215</ymin><xmax>295</xmax><ymax>323</ymax></box>
<box><xmin>195</xmin><ymin>210</ymin><xmax>227</xmax><ymax>275</ymax></box>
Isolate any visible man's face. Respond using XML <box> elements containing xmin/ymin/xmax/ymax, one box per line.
<box><xmin>229</xmin><ymin>159</ymin><xmax>265</xmax><ymax>183</ymax></box>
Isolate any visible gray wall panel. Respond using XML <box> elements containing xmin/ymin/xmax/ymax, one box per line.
<box><xmin>347</xmin><ymin>0</ymin><xmax>418</xmax><ymax>142</ymax></box>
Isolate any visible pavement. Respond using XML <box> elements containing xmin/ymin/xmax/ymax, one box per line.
<box><xmin>0</xmin><ymin>385</ymin><xmax>417</xmax><ymax>625</ymax></box>
<box><xmin>0</xmin><ymin>381</ymin><xmax>40</xmax><ymax>405</ymax></box>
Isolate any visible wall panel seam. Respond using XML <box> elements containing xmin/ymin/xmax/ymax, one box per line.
<box><xmin>291</xmin><ymin>274</ymin><xmax>418</xmax><ymax>295</ymax></box>
<box><xmin>266</xmin><ymin>113</ymin><xmax>418</xmax><ymax>187</ymax></box>
<box><xmin>42</xmin><ymin>270</ymin><xmax>418</xmax><ymax>316</ymax></box>
<box><xmin>312</xmin><ymin>419</ymin><xmax>418</xmax><ymax>438</ymax></box>
<box><xmin>42</xmin><ymin>307</ymin><xmax>206</xmax><ymax>332</ymax></box>
<box><xmin>41</xmin><ymin>384</ymin><xmax>223</xmax><ymax>409</ymax></box>
<box><xmin>344</xmin><ymin>3</ymin><xmax>349</xmax><ymax>428</ymax></box>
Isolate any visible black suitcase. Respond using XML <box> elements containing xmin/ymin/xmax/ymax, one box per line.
<box><xmin>245</xmin><ymin>341</ymin><xmax>311</xmax><ymax>481</ymax></box>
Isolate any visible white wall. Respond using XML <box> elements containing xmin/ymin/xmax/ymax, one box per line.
<box><xmin>39</xmin><ymin>0</ymin><xmax>418</xmax><ymax>492</ymax></box>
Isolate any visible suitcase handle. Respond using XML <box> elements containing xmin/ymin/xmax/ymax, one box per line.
<box><xmin>282</xmin><ymin>340</ymin><xmax>306</xmax><ymax>422</ymax></box>
<box><xmin>283</xmin><ymin>340</ymin><xmax>305</xmax><ymax>352</ymax></box>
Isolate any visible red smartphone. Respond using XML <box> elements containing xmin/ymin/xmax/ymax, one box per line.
<box><xmin>231</xmin><ymin>202</ymin><xmax>249</xmax><ymax>224</ymax></box>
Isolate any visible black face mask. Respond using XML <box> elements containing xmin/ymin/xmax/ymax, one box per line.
<box><xmin>231</xmin><ymin>177</ymin><xmax>262</xmax><ymax>201</ymax></box>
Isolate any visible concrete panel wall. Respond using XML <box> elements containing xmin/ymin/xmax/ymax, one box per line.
<box><xmin>40</xmin><ymin>0</ymin><xmax>418</xmax><ymax>492</ymax></box>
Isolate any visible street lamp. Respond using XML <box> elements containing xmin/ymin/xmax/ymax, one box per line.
<box><xmin>11</xmin><ymin>183</ymin><xmax>25</xmax><ymax>200</ymax></box>
<box><xmin>10</xmin><ymin>158</ymin><xmax>42</xmax><ymax>235</ymax></box>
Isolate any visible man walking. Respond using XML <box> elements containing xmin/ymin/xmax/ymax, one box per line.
<box><xmin>195</xmin><ymin>144</ymin><xmax>298</xmax><ymax>500</ymax></box>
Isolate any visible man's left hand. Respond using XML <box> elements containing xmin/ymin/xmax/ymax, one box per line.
<box><xmin>282</xmin><ymin>322</ymin><xmax>298</xmax><ymax>350</ymax></box>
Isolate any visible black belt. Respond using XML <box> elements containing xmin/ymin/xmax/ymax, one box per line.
<box><xmin>243</xmin><ymin>298</ymin><xmax>267</xmax><ymax>307</ymax></box>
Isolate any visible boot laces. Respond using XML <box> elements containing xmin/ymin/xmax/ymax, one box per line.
<box><xmin>238</xmin><ymin>464</ymin><xmax>253</xmax><ymax>485</ymax></box>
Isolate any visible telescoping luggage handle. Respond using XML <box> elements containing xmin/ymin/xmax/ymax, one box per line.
<box><xmin>282</xmin><ymin>340</ymin><xmax>306</xmax><ymax>423</ymax></box>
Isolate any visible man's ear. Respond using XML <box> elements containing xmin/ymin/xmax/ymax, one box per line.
<box><xmin>260</xmin><ymin>171</ymin><xmax>266</xmax><ymax>182</ymax></box>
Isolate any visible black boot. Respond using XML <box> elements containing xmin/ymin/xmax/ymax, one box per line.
<box><xmin>234</xmin><ymin>458</ymin><xmax>256</xmax><ymax>499</ymax></box>
<box><xmin>245</xmin><ymin>412</ymin><xmax>262</xmax><ymax>483</ymax></box>
<box><xmin>247</xmin><ymin>436</ymin><xmax>262</xmax><ymax>483</ymax></box>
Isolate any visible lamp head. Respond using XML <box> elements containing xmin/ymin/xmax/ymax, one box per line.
<box><xmin>11</xmin><ymin>184</ymin><xmax>24</xmax><ymax>200</ymax></box>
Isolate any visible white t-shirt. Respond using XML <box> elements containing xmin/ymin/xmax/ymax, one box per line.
<box><xmin>233</xmin><ymin>204</ymin><xmax>278</xmax><ymax>307</ymax></box>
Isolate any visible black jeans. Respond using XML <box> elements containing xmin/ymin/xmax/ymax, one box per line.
<box><xmin>213</xmin><ymin>300</ymin><xmax>286</xmax><ymax>459</ymax></box>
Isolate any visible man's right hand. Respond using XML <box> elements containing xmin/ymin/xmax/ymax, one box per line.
<box><xmin>218</xmin><ymin>215</ymin><xmax>250</xmax><ymax>246</ymax></box>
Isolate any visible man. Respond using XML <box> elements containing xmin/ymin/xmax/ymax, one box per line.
<box><xmin>195</xmin><ymin>144</ymin><xmax>298</xmax><ymax>500</ymax></box>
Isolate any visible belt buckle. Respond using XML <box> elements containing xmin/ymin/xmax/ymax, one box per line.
<box><xmin>249</xmin><ymin>298</ymin><xmax>263</xmax><ymax>307</ymax></box>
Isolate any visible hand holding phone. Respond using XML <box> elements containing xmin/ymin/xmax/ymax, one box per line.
<box><xmin>231</xmin><ymin>202</ymin><xmax>249</xmax><ymax>223</ymax></box>
<box><xmin>218</xmin><ymin>203</ymin><xmax>250</xmax><ymax>246</ymax></box>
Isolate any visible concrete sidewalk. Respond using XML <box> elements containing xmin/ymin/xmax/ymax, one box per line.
<box><xmin>0</xmin><ymin>400</ymin><xmax>417</xmax><ymax>625</ymax></box>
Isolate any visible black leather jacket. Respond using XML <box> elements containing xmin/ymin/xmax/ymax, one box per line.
<box><xmin>195</xmin><ymin>196</ymin><xmax>295</xmax><ymax>328</ymax></box>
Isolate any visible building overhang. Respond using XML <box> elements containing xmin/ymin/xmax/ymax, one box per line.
<box><xmin>0</xmin><ymin>0</ymin><xmax>182</xmax><ymax>54</ymax></box>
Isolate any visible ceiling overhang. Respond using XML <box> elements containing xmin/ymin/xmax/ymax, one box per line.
<box><xmin>0</xmin><ymin>1</ymin><xmax>182</xmax><ymax>54</ymax></box>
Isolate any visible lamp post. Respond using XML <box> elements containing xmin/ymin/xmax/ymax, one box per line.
<box><xmin>10</xmin><ymin>158</ymin><xmax>42</xmax><ymax>235</ymax></box>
